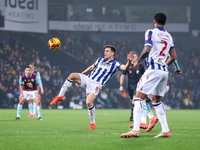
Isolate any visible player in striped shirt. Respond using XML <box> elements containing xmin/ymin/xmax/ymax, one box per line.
<box><xmin>121</xmin><ymin>13</ymin><xmax>177</xmax><ymax>138</ymax></box>
<box><xmin>50</xmin><ymin>45</ymin><xmax>134</xmax><ymax>130</ymax></box>
<box><xmin>129</xmin><ymin>55</ymin><xmax>182</xmax><ymax>132</ymax></box>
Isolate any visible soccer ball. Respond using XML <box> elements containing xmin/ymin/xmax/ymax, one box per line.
<box><xmin>48</xmin><ymin>37</ymin><xmax>61</xmax><ymax>50</ymax></box>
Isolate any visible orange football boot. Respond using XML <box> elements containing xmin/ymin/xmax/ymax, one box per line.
<box><xmin>120</xmin><ymin>130</ymin><xmax>140</xmax><ymax>138</ymax></box>
<box><xmin>154</xmin><ymin>131</ymin><xmax>171</xmax><ymax>138</ymax></box>
<box><xmin>146</xmin><ymin>116</ymin><xmax>158</xmax><ymax>132</ymax></box>
<box><xmin>129</xmin><ymin>122</ymin><xmax>148</xmax><ymax>129</ymax></box>
<box><xmin>88</xmin><ymin>123</ymin><xmax>96</xmax><ymax>130</ymax></box>
<box><xmin>50</xmin><ymin>96</ymin><xmax>65</xmax><ymax>105</ymax></box>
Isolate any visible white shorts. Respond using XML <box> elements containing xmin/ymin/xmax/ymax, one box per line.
<box><xmin>77</xmin><ymin>73</ymin><xmax>103</xmax><ymax>96</ymax></box>
<box><xmin>147</xmin><ymin>85</ymin><xmax>169</xmax><ymax>100</ymax></box>
<box><xmin>22</xmin><ymin>90</ymin><xmax>37</xmax><ymax>101</ymax></box>
<box><xmin>136</xmin><ymin>69</ymin><xmax>168</xmax><ymax>97</ymax></box>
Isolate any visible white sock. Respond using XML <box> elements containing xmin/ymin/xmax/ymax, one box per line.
<box><xmin>141</xmin><ymin>116</ymin><xmax>147</xmax><ymax>124</ymax></box>
<box><xmin>152</xmin><ymin>102</ymin><xmax>169</xmax><ymax>133</ymax></box>
<box><xmin>132</xmin><ymin>98</ymin><xmax>143</xmax><ymax>131</ymax></box>
<box><xmin>58</xmin><ymin>78</ymin><xmax>73</xmax><ymax>97</ymax></box>
<box><xmin>88</xmin><ymin>105</ymin><xmax>95</xmax><ymax>123</ymax></box>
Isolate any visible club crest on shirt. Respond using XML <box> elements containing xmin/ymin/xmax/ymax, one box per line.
<box><xmin>136</xmin><ymin>70</ymin><xmax>139</xmax><ymax>74</ymax></box>
<box><xmin>31</xmin><ymin>78</ymin><xmax>35</xmax><ymax>82</ymax></box>
<box><xmin>95</xmin><ymin>87</ymin><xmax>99</xmax><ymax>93</ymax></box>
<box><xmin>26</xmin><ymin>82</ymin><xmax>33</xmax><ymax>88</ymax></box>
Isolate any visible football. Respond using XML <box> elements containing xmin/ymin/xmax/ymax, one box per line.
<box><xmin>48</xmin><ymin>37</ymin><xmax>61</xmax><ymax>50</ymax></box>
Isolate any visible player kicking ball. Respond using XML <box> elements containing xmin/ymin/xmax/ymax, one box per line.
<box><xmin>50</xmin><ymin>45</ymin><xmax>134</xmax><ymax>130</ymax></box>
<box><xmin>15</xmin><ymin>66</ymin><xmax>42</xmax><ymax>120</ymax></box>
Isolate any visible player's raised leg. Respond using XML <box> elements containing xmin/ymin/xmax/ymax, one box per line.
<box><xmin>86</xmin><ymin>93</ymin><xmax>97</xmax><ymax>130</ymax></box>
<box><xmin>50</xmin><ymin>73</ymin><xmax>81</xmax><ymax>105</ymax></box>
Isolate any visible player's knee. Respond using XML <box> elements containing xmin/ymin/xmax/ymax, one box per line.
<box><xmin>35</xmin><ymin>100</ymin><xmax>40</xmax><ymax>105</ymax></box>
<box><xmin>28</xmin><ymin>100</ymin><xmax>33</xmax><ymax>103</ymax></box>
<box><xmin>86</xmin><ymin>101</ymin><xmax>92</xmax><ymax>107</ymax></box>
<box><xmin>19</xmin><ymin>101</ymin><xmax>24</xmax><ymax>105</ymax></box>
<box><xmin>68</xmin><ymin>73</ymin><xmax>76</xmax><ymax>80</ymax></box>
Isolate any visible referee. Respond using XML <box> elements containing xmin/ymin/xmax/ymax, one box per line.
<box><xmin>119</xmin><ymin>52</ymin><xmax>145</xmax><ymax>121</ymax></box>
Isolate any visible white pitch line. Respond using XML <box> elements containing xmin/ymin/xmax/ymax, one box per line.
<box><xmin>1</xmin><ymin>130</ymin><xmax>200</xmax><ymax>136</ymax></box>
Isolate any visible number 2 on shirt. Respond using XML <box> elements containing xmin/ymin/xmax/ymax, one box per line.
<box><xmin>159</xmin><ymin>40</ymin><xmax>167</xmax><ymax>56</ymax></box>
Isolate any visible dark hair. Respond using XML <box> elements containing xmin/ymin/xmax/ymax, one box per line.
<box><xmin>154</xmin><ymin>13</ymin><xmax>167</xmax><ymax>25</ymax></box>
<box><xmin>29</xmin><ymin>62</ymin><xmax>35</xmax><ymax>66</ymax></box>
<box><xmin>25</xmin><ymin>66</ymin><xmax>31</xmax><ymax>69</ymax></box>
<box><xmin>105</xmin><ymin>45</ymin><xmax>116</xmax><ymax>54</ymax></box>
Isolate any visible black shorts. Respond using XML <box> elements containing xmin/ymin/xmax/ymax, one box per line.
<box><xmin>127</xmin><ymin>86</ymin><xmax>137</xmax><ymax>100</ymax></box>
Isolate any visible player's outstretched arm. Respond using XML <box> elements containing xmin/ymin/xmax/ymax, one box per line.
<box><xmin>120</xmin><ymin>51</ymin><xmax>134</xmax><ymax>70</ymax></box>
<box><xmin>134</xmin><ymin>46</ymin><xmax>151</xmax><ymax>69</ymax></box>
<box><xmin>82</xmin><ymin>64</ymin><xmax>96</xmax><ymax>75</ymax></box>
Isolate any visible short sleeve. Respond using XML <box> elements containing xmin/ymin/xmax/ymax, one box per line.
<box><xmin>144</xmin><ymin>29</ymin><xmax>153</xmax><ymax>47</ymax></box>
<box><xmin>116</xmin><ymin>61</ymin><xmax>122</xmax><ymax>71</ymax></box>
<box><xmin>19</xmin><ymin>76</ymin><xmax>24</xmax><ymax>85</ymax></box>
<box><xmin>170</xmin><ymin>37</ymin><xmax>175</xmax><ymax>50</ymax></box>
<box><xmin>35</xmin><ymin>75</ymin><xmax>40</xmax><ymax>84</ymax></box>
<box><xmin>122</xmin><ymin>69</ymin><xmax>127</xmax><ymax>75</ymax></box>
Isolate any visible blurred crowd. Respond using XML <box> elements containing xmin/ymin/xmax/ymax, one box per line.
<box><xmin>0</xmin><ymin>31</ymin><xmax>200</xmax><ymax>109</ymax></box>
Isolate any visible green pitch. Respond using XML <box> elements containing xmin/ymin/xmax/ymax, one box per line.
<box><xmin>0</xmin><ymin>109</ymin><xmax>200</xmax><ymax>150</ymax></box>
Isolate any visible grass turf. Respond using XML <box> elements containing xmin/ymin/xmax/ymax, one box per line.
<box><xmin>0</xmin><ymin>109</ymin><xmax>200</xmax><ymax>150</ymax></box>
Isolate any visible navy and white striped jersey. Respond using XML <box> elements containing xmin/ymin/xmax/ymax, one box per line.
<box><xmin>88</xmin><ymin>57</ymin><xmax>121</xmax><ymax>85</ymax></box>
<box><xmin>144</xmin><ymin>26</ymin><xmax>174</xmax><ymax>72</ymax></box>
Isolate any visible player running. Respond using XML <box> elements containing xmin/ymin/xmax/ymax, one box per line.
<box><xmin>121</xmin><ymin>13</ymin><xmax>177</xmax><ymax>138</ymax></box>
<box><xmin>15</xmin><ymin>66</ymin><xmax>42</xmax><ymax>120</ymax></box>
<box><xmin>26</xmin><ymin>62</ymin><xmax>44</xmax><ymax>117</ymax></box>
<box><xmin>50</xmin><ymin>45</ymin><xmax>134</xmax><ymax>130</ymax></box>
